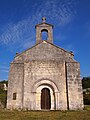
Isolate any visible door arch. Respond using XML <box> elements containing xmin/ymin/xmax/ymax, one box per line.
<box><xmin>33</xmin><ymin>80</ymin><xmax>59</xmax><ymax>110</ymax></box>
<box><xmin>41</xmin><ymin>88</ymin><xmax>51</xmax><ymax>109</ymax></box>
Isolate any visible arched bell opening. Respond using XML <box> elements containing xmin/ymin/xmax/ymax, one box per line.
<box><xmin>41</xmin><ymin>29</ymin><xmax>48</xmax><ymax>41</ymax></box>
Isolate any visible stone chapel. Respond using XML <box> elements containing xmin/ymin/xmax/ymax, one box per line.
<box><xmin>7</xmin><ymin>18</ymin><xmax>83</xmax><ymax>110</ymax></box>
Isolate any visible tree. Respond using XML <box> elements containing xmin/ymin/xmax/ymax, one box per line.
<box><xmin>82</xmin><ymin>77</ymin><xmax>90</xmax><ymax>89</ymax></box>
<box><xmin>0</xmin><ymin>80</ymin><xmax>8</xmax><ymax>108</ymax></box>
<box><xmin>82</xmin><ymin>77</ymin><xmax>90</xmax><ymax>105</ymax></box>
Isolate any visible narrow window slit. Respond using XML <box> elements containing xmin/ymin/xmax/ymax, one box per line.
<box><xmin>13</xmin><ymin>93</ymin><xmax>17</xmax><ymax>100</ymax></box>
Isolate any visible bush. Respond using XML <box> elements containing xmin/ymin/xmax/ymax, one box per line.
<box><xmin>0</xmin><ymin>91</ymin><xmax>7</xmax><ymax>108</ymax></box>
<box><xmin>0</xmin><ymin>81</ymin><xmax>7</xmax><ymax>108</ymax></box>
<box><xmin>83</xmin><ymin>90</ymin><xmax>90</xmax><ymax>105</ymax></box>
<box><xmin>82</xmin><ymin>77</ymin><xmax>90</xmax><ymax>89</ymax></box>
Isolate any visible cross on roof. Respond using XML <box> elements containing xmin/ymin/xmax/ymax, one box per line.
<box><xmin>42</xmin><ymin>17</ymin><xmax>46</xmax><ymax>22</ymax></box>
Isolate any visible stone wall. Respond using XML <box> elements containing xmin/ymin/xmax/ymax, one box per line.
<box><xmin>14</xmin><ymin>41</ymin><xmax>74</xmax><ymax>63</ymax></box>
<box><xmin>66</xmin><ymin>62</ymin><xmax>84</xmax><ymax>110</ymax></box>
<box><xmin>23</xmin><ymin>61</ymin><xmax>67</xmax><ymax>110</ymax></box>
<box><xmin>7</xmin><ymin>63</ymin><xmax>24</xmax><ymax>109</ymax></box>
<box><xmin>7</xmin><ymin>42</ymin><xmax>83</xmax><ymax>110</ymax></box>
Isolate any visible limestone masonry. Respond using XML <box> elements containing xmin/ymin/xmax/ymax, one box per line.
<box><xmin>7</xmin><ymin>18</ymin><xmax>84</xmax><ymax>110</ymax></box>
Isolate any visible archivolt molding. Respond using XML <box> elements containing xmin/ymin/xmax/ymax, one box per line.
<box><xmin>31</xmin><ymin>79</ymin><xmax>59</xmax><ymax>93</ymax></box>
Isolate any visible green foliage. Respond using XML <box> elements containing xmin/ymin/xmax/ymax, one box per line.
<box><xmin>82</xmin><ymin>77</ymin><xmax>90</xmax><ymax>89</ymax></box>
<box><xmin>0</xmin><ymin>80</ymin><xmax>7</xmax><ymax>108</ymax></box>
<box><xmin>83</xmin><ymin>90</ymin><xmax>90</xmax><ymax>105</ymax></box>
<box><xmin>0</xmin><ymin>91</ymin><xmax>7</xmax><ymax>107</ymax></box>
<box><xmin>82</xmin><ymin>77</ymin><xmax>90</xmax><ymax>105</ymax></box>
<box><xmin>0</xmin><ymin>80</ymin><xmax>8</xmax><ymax>87</ymax></box>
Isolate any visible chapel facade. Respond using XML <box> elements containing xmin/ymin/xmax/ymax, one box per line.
<box><xmin>7</xmin><ymin>18</ymin><xmax>84</xmax><ymax>110</ymax></box>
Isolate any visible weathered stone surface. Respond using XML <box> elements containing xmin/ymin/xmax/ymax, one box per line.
<box><xmin>7</xmin><ymin>18</ymin><xmax>83</xmax><ymax>110</ymax></box>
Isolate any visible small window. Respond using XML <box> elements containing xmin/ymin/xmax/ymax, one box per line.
<box><xmin>13</xmin><ymin>93</ymin><xmax>17</xmax><ymax>100</ymax></box>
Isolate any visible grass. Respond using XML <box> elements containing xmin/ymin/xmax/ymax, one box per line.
<box><xmin>0</xmin><ymin>106</ymin><xmax>90</xmax><ymax>120</ymax></box>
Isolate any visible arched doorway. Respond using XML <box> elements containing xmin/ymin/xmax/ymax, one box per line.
<box><xmin>32</xmin><ymin>80</ymin><xmax>59</xmax><ymax>110</ymax></box>
<box><xmin>41</xmin><ymin>88</ymin><xmax>51</xmax><ymax>109</ymax></box>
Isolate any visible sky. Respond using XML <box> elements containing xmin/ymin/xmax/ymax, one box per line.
<box><xmin>0</xmin><ymin>0</ymin><xmax>90</xmax><ymax>80</ymax></box>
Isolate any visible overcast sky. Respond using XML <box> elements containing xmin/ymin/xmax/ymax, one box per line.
<box><xmin>0</xmin><ymin>0</ymin><xmax>90</xmax><ymax>80</ymax></box>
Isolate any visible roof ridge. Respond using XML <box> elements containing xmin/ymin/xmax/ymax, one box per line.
<box><xmin>45</xmin><ymin>40</ymin><xmax>74</xmax><ymax>56</ymax></box>
<box><xmin>35</xmin><ymin>22</ymin><xmax>53</xmax><ymax>28</ymax></box>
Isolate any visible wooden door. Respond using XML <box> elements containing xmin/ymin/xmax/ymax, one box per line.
<box><xmin>41</xmin><ymin>88</ymin><xmax>51</xmax><ymax>109</ymax></box>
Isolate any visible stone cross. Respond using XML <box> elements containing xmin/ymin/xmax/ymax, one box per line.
<box><xmin>42</xmin><ymin>17</ymin><xmax>46</xmax><ymax>22</ymax></box>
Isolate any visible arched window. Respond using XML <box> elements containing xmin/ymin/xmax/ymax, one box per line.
<box><xmin>41</xmin><ymin>29</ymin><xmax>48</xmax><ymax>40</ymax></box>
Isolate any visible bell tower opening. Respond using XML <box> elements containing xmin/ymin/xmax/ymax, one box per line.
<box><xmin>35</xmin><ymin>17</ymin><xmax>53</xmax><ymax>44</ymax></box>
<box><xmin>41</xmin><ymin>29</ymin><xmax>48</xmax><ymax>41</ymax></box>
